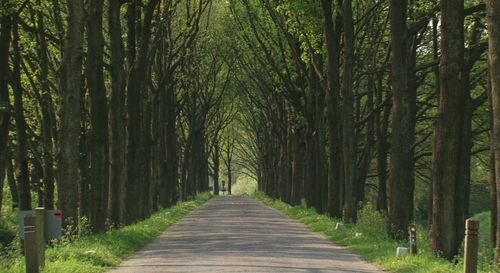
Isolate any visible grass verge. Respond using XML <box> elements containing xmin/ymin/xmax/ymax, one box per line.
<box><xmin>253</xmin><ymin>193</ymin><xmax>496</xmax><ymax>273</ymax></box>
<box><xmin>0</xmin><ymin>192</ymin><xmax>212</xmax><ymax>273</ymax></box>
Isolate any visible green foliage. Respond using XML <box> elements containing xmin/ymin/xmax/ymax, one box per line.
<box><xmin>254</xmin><ymin>193</ymin><xmax>498</xmax><ymax>273</ymax></box>
<box><xmin>0</xmin><ymin>193</ymin><xmax>212</xmax><ymax>273</ymax></box>
<box><xmin>0</xmin><ymin>184</ymin><xmax>18</xmax><ymax>249</ymax></box>
<box><xmin>231</xmin><ymin>174</ymin><xmax>257</xmax><ymax>195</ymax></box>
<box><xmin>356</xmin><ymin>203</ymin><xmax>388</xmax><ymax>239</ymax></box>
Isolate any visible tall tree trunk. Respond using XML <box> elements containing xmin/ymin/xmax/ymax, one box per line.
<box><xmin>226</xmin><ymin>138</ymin><xmax>234</xmax><ymax>196</ymax></box>
<box><xmin>431</xmin><ymin>0</ymin><xmax>465</xmax><ymax>260</ymax></box>
<box><xmin>79</xmin><ymin>101</ymin><xmax>91</xmax><ymax>220</ymax></box>
<box><xmin>108</xmin><ymin>0</ymin><xmax>127</xmax><ymax>225</ymax></box>
<box><xmin>213</xmin><ymin>139</ymin><xmax>220</xmax><ymax>195</ymax></box>
<box><xmin>59</xmin><ymin>0</ymin><xmax>85</xmax><ymax>225</ymax></box>
<box><xmin>36</xmin><ymin>0</ymin><xmax>55</xmax><ymax>210</ymax></box>
<box><xmin>140</xmin><ymin>98</ymin><xmax>152</xmax><ymax>219</ymax></box>
<box><xmin>428</xmin><ymin>15</ymin><xmax>440</xmax><ymax>227</ymax></box>
<box><xmin>0</xmin><ymin>15</ymin><xmax>12</xmax><ymax>207</ymax></box>
<box><xmin>376</xmin><ymin>73</ymin><xmax>390</xmax><ymax>213</ymax></box>
<box><xmin>341</xmin><ymin>0</ymin><xmax>356</xmax><ymax>223</ymax></box>
<box><xmin>487</xmin><ymin>84</ymin><xmax>497</xmax><ymax>248</ymax></box>
<box><xmin>486</xmin><ymin>72</ymin><xmax>497</xmax><ymax>248</ymax></box>
<box><xmin>291</xmin><ymin>128</ymin><xmax>305</xmax><ymax>206</ymax></box>
<box><xmin>166</xmin><ymin>82</ymin><xmax>178</xmax><ymax>204</ymax></box>
<box><xmin>388</xmin><ymin>0</ymin><xmax>416</xmax><ymax>239</ymax></box>
<box><xmin>12</xmin><ymin>21</ymin><xmax>31</xmax><ymax>211</ymax></box>
<box><xmin>87</xmin><ymin>0</ymin><xmax>109</xmax><ymax>232</ymax></box>
<box><xmin>158</xmin><ymin>79</ymin><xmax>177</xmax><ymax>207</ymax></box>
<box><xmin>356</xmin><ymin>78</ymin><xmax>375</xmax><ymax>204</ymax></box>
<box><xmin>487</xmin><ymin>0</ymin><xmax>500</xmax><ymax>264</ymax></box>
<box><xmin>125</xmin><ymin>0</ymin><xmax>159</xmax><ymax>224</ymax></box>
<box><xmin>321</xmin><ymin>0</ymin><xmax>343</xmax><ymax>218</ymax></box>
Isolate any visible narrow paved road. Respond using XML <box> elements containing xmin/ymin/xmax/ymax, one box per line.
<box><xmin>111</xmin><ymin>196</ymin><xmax>383</xmax><ymax>273</ymax></box>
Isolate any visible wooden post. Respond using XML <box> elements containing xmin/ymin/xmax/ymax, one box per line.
<box><xmin>464</xmin><ymin>218</ymin><xmax>479</xmax><ymax>273</ymax></box>
<box><xmin>35</xmin><ymin>208</ymin><xmax>45</xmax><ymax>268</ymax></box>
<box><xmin>24</xmin><ymin>215</ymin><xmax>39</xmax><ymax>273</ymax></box>
<box><xmin>409</xmin><ymin>225</ymin><xmax>417</xmax><ymax>255</ymax></box>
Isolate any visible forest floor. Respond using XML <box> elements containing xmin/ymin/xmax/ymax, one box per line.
<box><xmin>110</xmin><ymin>196</ymin><xmax>382</xmax><ymax>273</ymax></box>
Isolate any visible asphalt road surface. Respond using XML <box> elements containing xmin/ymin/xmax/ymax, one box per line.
<box><xmin>110</xmin><ymin>196</ymin><xmax>384</xmax><ymax>273</ymax></box>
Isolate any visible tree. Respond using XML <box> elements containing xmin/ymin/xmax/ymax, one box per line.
<box><xmin>11</xmin><ymin>18</ymin><xmax>31</xmax><ymax>210</ymax></box>
<box><xmin>0</xmin><ymin>8</ymin><xmax>12</xmax><ymax>209</ymax></box>
<box><xmin>320</xmin><ymin>0</ymin><xmax>343</xmax><ymax>219</ymax></box>
<box><xmin>87</xmin><ymin>0</ymin><xmax>109</xmax><ymax>232</ymax></box>
<box><xmin>108</xmin><ymin>0</ymin><xmax>127</xmax><ymax>225</ymax></box>
<box><xmin>487</xmin><ymin>0</ymin><xmax>500</xmax><ymax>265</ymax></box>
<box><xmin>388</xmin><ymin>0</ymin><xmax>416</xmax><ymax>240</ymax></box>
<box><xmin>59</xmin><ymin>0</ymin><xmax>85</xmax><ymax>225</ymax></box>
<box><xmin>341</xmin><ymin>0</ymin><xmax>357</xmax><ymax>223</ymax></box>
<box><xmin>431</xmin><ymin>0</ymin><xmax>466</xmax><ymax>260</ymax></box>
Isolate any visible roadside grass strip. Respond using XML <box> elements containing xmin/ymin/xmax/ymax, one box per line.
<box><xmin>253</xmin><ymin>193</ymin><xmax>496</xmax><ymax>273</ymax></box>
<box><xmin>0</xmin><ymin>193</ymin><xmax>212</xmax><ymax>273</ymax></box>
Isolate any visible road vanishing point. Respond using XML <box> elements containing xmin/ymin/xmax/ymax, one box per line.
<box><xmin>111</xmin><ymin>196</ymin><xmax>383</xmax><ymax>273</ymax></box>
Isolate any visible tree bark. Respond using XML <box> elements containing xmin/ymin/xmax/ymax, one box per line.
<box><xmin>213</xmin><ymin>139</ymin><xmax>220</xmax><ymax>195</ymax></box>
<box><xmin>12</xmin><ymin>21</ymin><xmax>31</xmax><ymax>211</ymax></box>
<box><xmin>320</xmin><ymin>0</ymin><xmax>343</xmax><ymax>218</ymax></box>
<box><xmin>0</xmin><ymin>16</ymin><xmax>12</xmax><ymax>201</ymax></box>
<box><xmin>376</xmin><ymin>73</ymin><xmax>390</xmax><ymax>213</ymax></box>
<box><xmin>487</xmin><ymin>0</ymin><xmax>500</xmax><ymax>264</ymax></box>
<box><xmin>36</xmin><ymin>0</ymin><xmax>56</xmax><ymax>210</ymax></box>
<box><xmin>108</xmin><ymin>0</ymin><xmax>127</xmax><ymax>225</ymax></box>
<box><xmin>432</xmin><ymin>0</ymin><xmax>465</xmax><ymax>260</ymax></box>
<box><xmin>59</xmin><ymin>0</ymin><xmax>85</xmax><ymax>225</ymax></box>
<box><xmin>125</xmin><ymin>0</ymin><xmax>159</xmax><ymax>224</ymax></box>
<box><xmin>87</xmin><ymin>0</ymin><xmax>109</xmax><ymax>232</ymax></box>
<box><xmin>388</xmin><ymin>0</ymin><xmax>416</xmax><ymax>239</ymax></box>
<box><xmin>341</xmin><ymin>0</ymin><xmax>356</xmax><ymax>223</ymax></box>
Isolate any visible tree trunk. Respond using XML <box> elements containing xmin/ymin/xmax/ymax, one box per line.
<box><xmin>213</xmin><ymin>140</ymin><xmax>220</xmax><ymax>195</ymax></box>
<box><xmin>341</xmin><ymin>0</ymin><xmax>356</xmax><ymax>223</ymax></box>
<box><xmin>388</xmin><ymin>0</ymin><xmax>416</xmax><ymax>239</ymax></box>
<box><xmin>320</xmin><ymin>0</ymin><xmax>343</xmax><ymax>218</ymax></box>
<box><xmin>87</xmin><ymin>0</ymin><xmax>109</xmax><ymax>232</ymax></box>
<box><xmin>356</xmin><ymin>77</ymin><xmax>375</xmax><ymax>204</ymax></box>
<box><xmin>36</xmin><ymin>1</ymin><xmax>56</xmax><ymax>210</ymax></box>
<box><xmin>7</xmin><ymin>158</ymin><xmax>18</xmax><ymax>209</ymax></box>
<box><xmin>0</xmin><ymin>16</ymin><xmax>11</xmax><ymax>208</ymax></box>
<box><xmin>59</xmin><ymin>0</ymin><xmax>85</xmax><ymax>225</ymax></box>
<box><xmin>487</xmin><ymin>0</ymin><xmax>500</xmax><ymax>264</ymax></box>
<box><xmin>291</xmin><ymin>128</ymin><xmax>305</xmax><ymax>206</ymax></box>
<box><xmin>125</xmin><ymin>0</ymin><xmax>159</xmax><ymax>224</ymax></box>
<box><xmin>432</xmin><ymin>0</ymin><xmax>465</xmax><ymax>260</ymax></box>
<box><xmin>376</xmin><ymin>73</ymin><xmax>390</xmax><ymax>213</ymax></box>
<box><xmin>11</xmin><ymin>21</ymin><xmax>31</xmax><ymax>211</ymax></box>
<box><xmin>108</xmin><ymin>0</ymin><xmax>127</xmax><ymax>225</ymax></box>
<box><xmin>226</xmin><ymin>139</ymin><xmax>234</xmax><ymax>196</ymax></box>
<box><xmin>140</xmin><ymin>97</ymin><xmax>152</xmax><ymax>219</ymax></box>
<box><xmin>79</xmin><ymin>101</ymin><xmax>91</xmax><ymax>220</ymax></box>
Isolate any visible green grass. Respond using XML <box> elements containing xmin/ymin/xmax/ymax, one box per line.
<box><xmin>0</xmin><ymin>193</ymin><xmax>212</xmax><ymax>273</ymax></box>
<box><xmin>254</xmin><ymin>193</ymin><xmax>497</xmax><ymax>273</ymax></box>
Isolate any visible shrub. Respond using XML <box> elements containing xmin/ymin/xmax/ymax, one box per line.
<box><xmin>356</xmin><ymin>203</ymin><xmax>388</xmax><ymax>238</ymax></box>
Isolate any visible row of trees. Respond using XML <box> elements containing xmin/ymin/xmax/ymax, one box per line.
<box><xmin>0</xmin><ymin>0</ymin><xmax>238</xmax><ymax>235</ymax></box>
<box><xmin>3</xmin><ymin>0</ymin><xmax>500</xmax><ymax>265</ymax></box>
<box><xmin>224</xmin><ymin>0</ymin><xmax>498</xmax><ymax>262</ymax></box>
